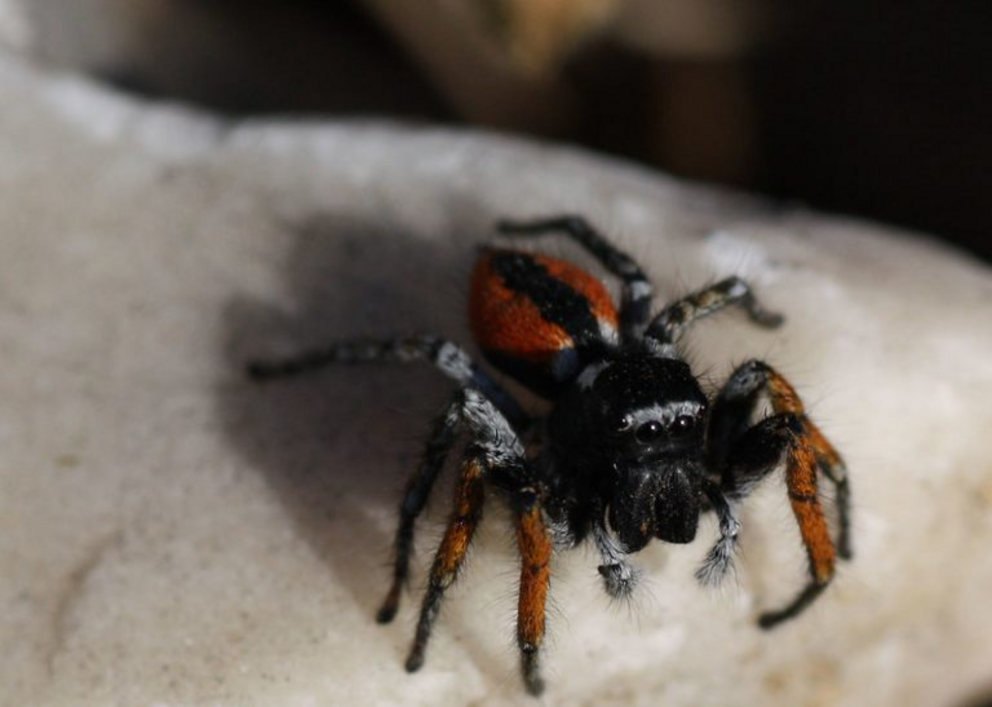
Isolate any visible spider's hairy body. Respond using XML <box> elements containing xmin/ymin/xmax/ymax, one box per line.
<box><xmin>247</xmin><ymin>215</ymin><xmax>852</xmax><ymax>697</ymax></box>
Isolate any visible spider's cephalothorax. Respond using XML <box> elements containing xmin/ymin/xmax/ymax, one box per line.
<box><xmin>247</xmin><ymin>216</ymin><xmax>852</xmax><ymax>697</ymax></box>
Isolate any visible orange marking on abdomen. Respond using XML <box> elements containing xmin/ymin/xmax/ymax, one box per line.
<box><xmin>469</xmin><ymin>250</ymin><xmax>617</xmax><ymax>365</ymax></box>
<box><xmin>470</xmin><ymin>251</ymin><xmax>571</xmax><ymax>363</ymax></box>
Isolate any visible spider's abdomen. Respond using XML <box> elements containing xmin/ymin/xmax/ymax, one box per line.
<box><xmin>469</xmin><ymin>248</ymin><xmax>618</xmax><ymax>395</ymax></box>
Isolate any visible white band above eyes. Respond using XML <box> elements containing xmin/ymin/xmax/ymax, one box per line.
<box><xmin>625</xmin><ymin>401</ymin><xmax>705</xmax><ymax>428</ymax></box>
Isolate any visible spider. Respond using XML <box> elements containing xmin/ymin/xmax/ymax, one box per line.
<box><xmin>247</xmin><ymin>215</ymin><xmax>852</xmax><ymax>696</ymax></box>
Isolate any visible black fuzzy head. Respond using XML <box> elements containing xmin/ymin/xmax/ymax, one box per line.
<box><xmin>551</xmin><ymin>354</ymin><xmax>709</xmax><ymax>552</ymax></box>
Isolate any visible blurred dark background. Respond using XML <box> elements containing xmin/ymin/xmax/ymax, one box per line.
<box><xmin>29</xmin><ymin>0</ymin><xmax>989</xmax><ymax>262</ymax></box>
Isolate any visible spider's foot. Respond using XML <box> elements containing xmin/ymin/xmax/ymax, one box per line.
<box><xmin>376</xmin><ymin>584</ymin><xmax>401</xmax><ymax>624</ymax></box>
<box><xmin>376</xmin><ymin>605</ymin><xmax>398</xmax><ymax>624</ymax></box>
<box><xmin>521</xmin><ymin>648</ymin><xmax>545</xmax><ymax>697</ymax></box>
<box><xmin>245</xmin><ymin>358</ymin><xmax>305</xmax><ymax>381</ymax></box>
<box><xmin>757</xmin><ymin>609</ymin><xmax>789</xmax><ymax>630</ymax></box>
<box><xmin>245</xmin><ymin>360</ymin><xmax>275</xmax><ymax>381</ymax></box>
<box><xmin>749</xmin><ymin>306</ymin><xmax>784</xmax><ymax>330</ymax></box>
<box><xmin>404</xmin><ymin>646</ymin><xmax>425</xmax><ymax>673</ymax></box>
<box><xmin>838</xmin><ymin>532</ymin><xmax>853</xmax><ymax>561</ymax></box>
<box><xmin>757</xmin><ymin>582</ymin><xmax>828</xmax><ymax>630</ymax></box>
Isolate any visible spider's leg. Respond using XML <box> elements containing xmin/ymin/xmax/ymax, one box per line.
<box><xmin>646</xmin><ymin>277</ymin><xmax>783</xmax><ymax>347</ymax></box>
<box><xmin>404</xmin><ymin>450</ymin><xmax>487</xmax><ymax>673</ymax></box>
<box><xmin>733</xmin><ymin>415</ymin><xmax>836</xmax><ymax>628</ymax></box>
<box><xmin>376</xmin><ymin>397</ymin><xmax>461</xmax><ymax>624</ymax></box>
<box><xmin>804</xmin><ymin>421</ymin><xmax>852</xmax><ymax>560</ymax></box>
<box><xmin>460</xmin><ymin>388</ymin><xmax>553</xmax><ymax>696</ymax></box>
<box><xmin>708</xmin><ymin>360</ymin><xmax>850</xmax><ymax>628</ymax></box>
<box><xmin>514</xmin><ymin>489</ymin><xmax>553</xmax><ymax>697</ymax></box>
<box><xmin>711</xmin><ymin>360</ymin><xmax>851</xmax><ymax>557</ymax></box>
<box><xmin>496</xmin><ymin>215</ymin><xmax>653</xmax><ymax>336</ymax></box>
<box><xmin>403</xmin><ymin>388</ymin><xmax>537</xmax><ymax>683</ymax></box>
<box><xmin>246</xmin><ymin>334</ymin><xmax>528</xmax><ymax>427</ymax></box>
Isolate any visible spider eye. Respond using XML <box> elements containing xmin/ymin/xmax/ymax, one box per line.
<box><xmin>635</xmin><ymin>420</ymin><xmax>664</xmax><ymax>443</ymax></box>
<box><xmin>671</xmin><ymin>415</ymin><xmax>696</xmax><ymax>435</ymax></box>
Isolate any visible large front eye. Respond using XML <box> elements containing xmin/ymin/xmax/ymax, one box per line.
<box><xmin>670</xmin><ymin>415</ymin><xmax>696</xmax><ymax>435</ymax></box>
<box><xmin>635</xmin><ymin>420</ymin><xmax>664</xmax><ymax>442</ymax></box>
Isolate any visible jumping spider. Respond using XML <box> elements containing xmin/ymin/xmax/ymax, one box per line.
<box><xmin>248</xmin><ymin>216</ymin><xmax>852</xmax><ymax>696</ymax></box>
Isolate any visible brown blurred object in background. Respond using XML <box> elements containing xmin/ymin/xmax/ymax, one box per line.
<box><xmin>362</xmin><ymin>0</ymin><xmax>768</xmax><ymax>185</ymax></box>
<box><xmin>480</xmin><ymin>0</ymin><xmax>622</xmax><ymax>76</ymax></box>
<box><xmin>12</xmin><ymin>0</ymin><xmax>991</xmax><ymax>261</ymax></box>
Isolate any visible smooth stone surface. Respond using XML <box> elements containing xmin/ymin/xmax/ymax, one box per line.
<box><xmin>1</xmin><ymin>51</ymin><xmax>992</xmax><ymax>706</ymax></box>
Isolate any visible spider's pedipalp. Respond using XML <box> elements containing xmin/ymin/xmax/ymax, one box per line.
<box><xmin>695</xmin><ymin>480</ymin><xmax>741</xmax><ymax>587</ymax></box>
<box><xmin>591</xmin><ymin>506</ymin><xmax>641</xmax><ymax>600</ymax></box>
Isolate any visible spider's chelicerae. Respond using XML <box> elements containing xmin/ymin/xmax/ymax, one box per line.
<box><xmin>247</xmin><ymin>216</ymin><xmax>852</xmax><ymax>696</ymax></box>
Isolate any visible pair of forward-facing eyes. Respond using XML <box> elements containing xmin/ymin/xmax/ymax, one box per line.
<box><xmin>614</xmin><ymin>403</ymin><xmax>705</xmax><ymax>442</ymax></box>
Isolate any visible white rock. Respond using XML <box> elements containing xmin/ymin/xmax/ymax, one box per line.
<box><xmin>1</xmin><ymin>51</ymin><xmax>991</xmax><ymax>707</ymax></box>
